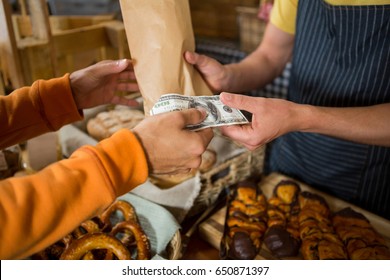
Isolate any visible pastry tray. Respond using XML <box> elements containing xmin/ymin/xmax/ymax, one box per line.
<box><xmin>198</xmin><ymin>172</ymin><xmax>390</xmax><ymax>260</ymax></box>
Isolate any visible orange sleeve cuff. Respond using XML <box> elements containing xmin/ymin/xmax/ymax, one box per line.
<box><xmin>37</xmin><ymin>73</ymin><xmax>83</xmax><ymax>130</ymax></box>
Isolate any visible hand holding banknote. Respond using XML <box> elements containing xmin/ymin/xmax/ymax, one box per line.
<box><xmin>150</xmin><ymin>94</ymin><xmax>249</xmax><ymax>131</ymax></box>
<box><xmin>218</xmin><ymin>92</ymin><xmax>299</xmax><ymax>151</ymax></box>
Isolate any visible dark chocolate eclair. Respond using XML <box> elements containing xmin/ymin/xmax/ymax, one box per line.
<box><xmin>231</xmin><ymin>232</ymin><xmax>258</xmax><ymax>260</ymax></box>
<box><xmin>263</xmin><ymin>226</ymin><xmax>300</xmax><ymax>258</ymax></box>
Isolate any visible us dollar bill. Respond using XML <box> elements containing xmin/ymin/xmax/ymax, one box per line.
<box><xmin>150</xmin><ymin>94</ymin><xmax>249</xmax><ymax>131</ymax></box>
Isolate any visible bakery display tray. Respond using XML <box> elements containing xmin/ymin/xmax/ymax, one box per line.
<box><xmin>198</xmin><ymin>172</ymin><xmax>390</xmax><ymax>260</ymax></box>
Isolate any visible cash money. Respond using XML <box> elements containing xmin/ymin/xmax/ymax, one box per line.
<box><xmin>150</xmin><ymin>94</ymin><xmax>249</xmax><ymax>131</ymax></box>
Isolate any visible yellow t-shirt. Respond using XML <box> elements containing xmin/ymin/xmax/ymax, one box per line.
<box><xmin>271</xmin><ymin>0</ymin><xmax>390</xmax><ymax>34</ymax></box>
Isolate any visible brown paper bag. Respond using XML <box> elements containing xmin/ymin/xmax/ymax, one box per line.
<box><xmin>119</xmin><ymin>0</ymin><xmax>212</xmax><ymax>115</ymax></box>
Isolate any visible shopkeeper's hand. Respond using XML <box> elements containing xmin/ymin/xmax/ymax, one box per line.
<box><xmin>132</xmin><ymin>109</ymin><xmax>214</xmax><ymax>175</ymax></box>
<box><xmin>69</xmin><ymin>59</ymin><xmax>140</xmax><ymax>109</ymax></box>
<box><xmin>219</xmin><ymin>92</ymin><xmax>304</xmax><ymax>151</ymax></box>
<box><xmin>184</xmin><ymin>51</ymin><xmax>227</xmax><ymax>93</ymax></box>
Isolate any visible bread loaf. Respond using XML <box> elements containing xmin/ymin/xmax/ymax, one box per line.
<box><xmin>87</xmin><ymin>109</ymin><xmax>144</xmax><ymax>141</ymax></box>
<box><xmin>150</xmin><ymin>149</ymin><xmax>217</xmax><ymax>188</ymax></box>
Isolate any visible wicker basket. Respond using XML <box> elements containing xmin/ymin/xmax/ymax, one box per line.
<box><xmin>236</xmin><ymin>5</ymin><xmax>267</xmax><ymax>53</ymax></box>
<box><xmin>166</xmin><ymin>230</ymin><xmax>182</xmax><ymax>260</ymax></box>
<box><xmin>186</xmin><ymin>144</ymin><xmax>266</xmax><ymax>218</ymax></box>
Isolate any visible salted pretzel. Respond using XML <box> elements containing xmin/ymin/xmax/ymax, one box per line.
<box><xmin>60</xmin><ymin>232</ymin><xmax>132</xmax><ymax>260</ymax></box>
<box><xmin>110</xmin><ymin>221</ymin><xmax>151</xmax><ymax>260</ymax></box>
<box><xmin>99</xmin><ymin>200</ymin><xmax>138</xmax><ymax>231</ymax></box>
<box><xmin>31</xmin><ymin>200</ymin><xmax>151</xmax><ymax>260</ymax></box>
<box><xmin>72</xmin><ymin>219</ymin><xmax>102</xmax><ymax>239</ymax></box>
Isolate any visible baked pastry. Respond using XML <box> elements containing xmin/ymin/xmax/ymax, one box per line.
<box><xmin>263</xmin><ymin>180</ymin><xmax>301</xmax><ymax>257</ymax></box>
<box><xmin>32</xmin><ymin>200</ymin><xmax>151</xmax><ymax>260</ymax></box>
<box><xmin>220</xmin><ymin>178</ymin><xmax>268</xmax><ymax>260</ymax></box>
<box><xmin>332</xmin><ymin>207</ymin><xmax>390</xmax><ymax>260</ymax></box>
<box><xmin>0</xmin><ymin>145</ymin><xmax>22</xmax><ymax>179</ymax></box>
<box><xmin>199</xmin><ymin>149</ymin><xmax>217</xmax><ymax>173</ymax></box>
<box><xmin>150</xmin><ymin>149</ymin><xmax>217</xmax><ymax>188</ymax></box>
<box><xmin>87</xmin><ymin>109</ymin><xmax>144</xmax><ymax>141</ymax></box>
<box><xmin>298</xmin><ymin>191</ymin><xmax>347</xmax><ymax>260</ymax></box>
<box><xmin>149</xmin><ymin>170</ymin><xmax>197</xmax><ymax>189</ymax></box>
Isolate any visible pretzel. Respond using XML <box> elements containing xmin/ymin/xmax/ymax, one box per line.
<box><xmin>110</xmin><ymin>221</ymin><xmax>151</xmax><ymax>260</ymax></box>
<box><xmin>32</xmin><ymin>234</ymin><xmax>73</xmax><ymax>260</ymax></box>
<box><xmin>60</xmin><ymin>233</ymin><xmax>131</xmax><ymax>260</ymax></box>
<box><xmin>72</xmin><ymin>219</ymin><xmax>101</xmax><ymax>239</ymax></box>
<box><xmin>32</xmin><ymin>200</ymin><xmax>151</xmax><ymax>260</ymax></box>
<box><xmin>99</xmin><ymin>200</ymin><xmax>137</xmax><ymax>231</ymax></box>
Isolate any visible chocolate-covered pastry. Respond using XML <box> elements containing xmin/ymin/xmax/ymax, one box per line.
<box><xmin>333</xmin><ymin>207</ymin><xmax>390</xmax><ymax>260</ymax></box>
<box><xmin>264</xmin><ymin>180</ymin><xmax>301</xmax><ymax>257</ymax></box>
<box><xmin>298</xmin><ymin>191</ymin><xmax>347</xmax><ymax>260</ymax></box>
<box><xmin>220</xmin><ymin>179</ymin><xmax>267</xmax><ymax>260</ymax></box>
<box><xmin>264</xmin><ymin>226</ymin><xmax>300</xmax><ymax>257</ymax></box>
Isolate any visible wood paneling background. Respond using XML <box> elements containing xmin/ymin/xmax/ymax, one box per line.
<box><xmin>189</xmin><ymin>0</ymin><xmax>260</xmax><ymax>40</ymax></box>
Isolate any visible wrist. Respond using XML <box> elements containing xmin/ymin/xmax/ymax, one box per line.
<box><xmin>292</xmin><ymin>103</ymin><xmax>318</xmax><ymax>133</ymax></box>
<box><xmin>131</xmin><ymin>129</ymin><xmax>153</xmax><ymax>173</ymax></box>
<box><xmin>68</xmin><ymin>71</ymin><xmax>83</xmax><ymax>109</ymax></box>
<box><xmin>222</xmin><ymin>64</ymin><xmax>236</xmax><ymax>92</ymax></box>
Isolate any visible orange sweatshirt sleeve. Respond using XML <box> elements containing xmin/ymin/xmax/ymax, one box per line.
<box><xmin>0</xmin><ymin>76</ymin><xmax>149</xmax><ymax>259</ymax></box>
<box><xmin>0</xmin><ymin>74</ymin><xmax>83</xmax><ymax>149</ymax></box>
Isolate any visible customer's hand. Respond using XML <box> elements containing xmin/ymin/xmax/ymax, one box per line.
<box><xmin>69</xmin><ymin>59</ymin><xmax>140</xmax><ymax>109</ymax></box>
<box><xmin>132</xmin><ymin>109</ymin><xmax>214</xmax><ymax>175</ymax></box>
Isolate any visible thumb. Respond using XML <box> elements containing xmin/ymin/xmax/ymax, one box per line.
<box><xmin>184</xmin><ymin>51</ymin><xmax>210</xmax><ymax>69</ymax></box>
<box><xmin>180</xmin><ymin>108</ymin><xmax>207</xmax><ymax>126</ymax></box>
<box><xmin>220</xmin><ymin>92</ymin><xmax>257</xmax><ymax>113</ymax></box>
<box><xmin>184</xmin><ymin>51</ymin><xmax>198</xmax><ymax>65</ymax></box>
<box><xmin>93</xmin><ymin>59</ymin><xmax>131</xmax><ymax>76</ymax></box>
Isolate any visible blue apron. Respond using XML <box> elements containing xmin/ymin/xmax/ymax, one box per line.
<box><xmin>267</xmin><ymin>0</ymin><xmax>390</xmax><ymax>219</ymax></box>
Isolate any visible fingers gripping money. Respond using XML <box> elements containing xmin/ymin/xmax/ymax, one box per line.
<box><xmin>150</xmin><ymin>94</ymin><xmax>249</xmax><ymax>131</ymax></box>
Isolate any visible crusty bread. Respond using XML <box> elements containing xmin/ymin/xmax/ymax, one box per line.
<box><xmin>199</xmin><ymin>149</ymin><xmax>217</xmax><ymax>173</ymax></box>
<box><xmin>150</xmin><ymin>170</ymin><xmax>197</xmax><ymax>189</ymax></box>
<box><xmin>150</xmin><ymin>149</ymin><xmax>217</xmax><ymax>189</ymax></box>
<box><xmin>87</xmin><ymin>109</ymin><xmax>144</xmax><ymax>141</ymax></box>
